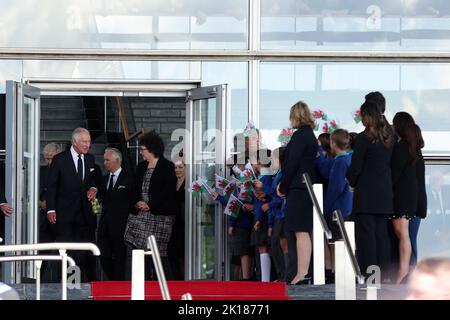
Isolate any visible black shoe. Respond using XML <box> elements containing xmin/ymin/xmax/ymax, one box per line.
<box><xmin>290</xmin><ymin>277</ymin><xmax>311</xmax><ymax>286</ymax></box>
<box><xmin>325</xmin><ymin>270</ymin><xmax>335</xmax><ymax>284</ymax></box>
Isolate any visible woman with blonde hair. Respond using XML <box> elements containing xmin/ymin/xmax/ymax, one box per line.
<box><xmin>277</xmin><ymin>101</ymin><xmax>318</xmax><ymax>285</ymax></box>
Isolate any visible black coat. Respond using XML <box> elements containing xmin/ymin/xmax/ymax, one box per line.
<box><xmin>46</xmin><ymin>149</ymin><xmax>97</xmax><ymax>227</ymax></box>
<box><xmin>416</xmin><ymin>157</ymin><xmax>427</xmax><ymax>218</ymax></box>
<box><xmin>391</xmin><ymin>140</ymin><xmax>418</xmax><ymax>217</ymax></box>
<box><xmin>99</xmin><ymin>169</ymin><xmax>135</xmax><ymax>237</ymax></box>
<box><xmin>279</xmin><ymin>125</ymin><xmax>318</xmax><ymax>194</ymax></box>
<box><xmin>134</xmin><ymin>157</ymin><xmax>177</xmax><ymax>216</ymax></box>
<box><xmin>347</xmin><ymin>132</ymin><xmax>394</xmax><ymax>215</ymax></box>
<box><xmin>39</xmin><ymin>165</ymin><xmax>50</xmax><ymax>201</ymax></box>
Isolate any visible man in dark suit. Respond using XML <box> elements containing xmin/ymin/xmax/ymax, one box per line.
<box><xmin>97</xmin><ymin>148</ymin><xmax>134</xmax><ymax>280</ymax></box>
<box><xmin>46</xmin><ymin>128</ymin><xmax>98</xmax><ymax>281</ymax></box>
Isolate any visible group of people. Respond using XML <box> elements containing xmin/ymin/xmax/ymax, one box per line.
<box><xmin>213</xmin><ymin>92</ymin><xmax>427</xmax><ymax>285</ymax></box>
<box><xmin>0</xmin><ymin>91</ymin><xmax>432</xmax><ymax>286</ymax></box>
<box><xmin>36</xmin><ymin>128</ymin><xmax>186</xmax><ymax>281</ymax></box>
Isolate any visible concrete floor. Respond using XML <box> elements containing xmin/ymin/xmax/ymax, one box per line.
<box><xmin>9</xmin><ymin>283</ymin><xmax>410</xmax><ymax>300</ymax></box>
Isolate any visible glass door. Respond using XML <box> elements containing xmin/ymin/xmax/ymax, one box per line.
<box><xmin>4</xmin><ymin>81</ymin><xmax>40</xmax><ymax>283</ymax></box>
<box><xmin>185</xmin><ymin>84</ymin><xmax>227</xmax><ymax>280</ymax></box>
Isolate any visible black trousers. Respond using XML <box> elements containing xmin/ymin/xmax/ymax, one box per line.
<box><xmin>355</xmin><ymin>213</ymin><xmax>393</xmax><ymax>281</ymax></box>
<box><xmin>55</xmin><ymin>222</ymin><xmax>97</xmax><ymax>282</ymax></box>
<box><xmin>97</xmin><ymin>227</ymin><xmax>127</xmax><ymax>280</ymax></box>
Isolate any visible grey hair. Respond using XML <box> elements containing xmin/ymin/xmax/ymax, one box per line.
<box><xmin>71</xmin><ymin>128</ymin><xmax>90</xmax><ymax>143</ymax></box>
<box><xmin>43</xmin><ymin>142</ymin><xmax>61</xmax><ymax>157</ymax></box>
<box><xmin>105</xmin><ymin>147</ymin><xmax>122</xmax><ymax>164</ymax></box>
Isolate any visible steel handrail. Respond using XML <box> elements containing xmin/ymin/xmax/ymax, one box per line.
<box><xmin>333</xmin><ymin>210</ymin><xmax>365</xmax><ymax>285</ymax></box>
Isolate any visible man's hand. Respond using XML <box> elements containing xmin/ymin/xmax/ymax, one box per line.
<box><xmin>261</xmin><ymin>203</ymin><xmax>270</xmax><ymax>213</ymax></box>
<box><xmin>243</xmin><ymin>203</ymin><xmax>254</xmax><ymax>212</ymax></box>
<box><xmin>268</xmin><ymin>227</ymin><xmax>273</xmax><ymax>237</ymax></box>
<box><xmin>254</xmin><ymin>221</ymin><xmax>261</xmax><ymax>231</ymax></box>
<box><xmin>228</xmin><ymin>227</ymin><xmax>235</xmax><ymax>236</ymax></box>
<box><xmin>47</xmin><ymin>212</ymin><xmax>57</xmax><ymax>224</ymax></box>
<box><xmin>87</xmin><ymin>187</ymin><xmax>97</xmax><ymax>201</ymax></box>
<box><xmin>135</xmin><ymin>201</ymin><xmax>150</xmax><ymax>212</ymax></box>
<box><xmin>0</xmin><ymin>203</ymin><xmax>13</xmax><ymax>217</ymax></box>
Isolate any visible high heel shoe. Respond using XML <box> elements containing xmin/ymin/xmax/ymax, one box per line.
<box><xmin>290</xmin><ymin>276</ymin><xmax>311</xmax><ymax>286</ymax></box>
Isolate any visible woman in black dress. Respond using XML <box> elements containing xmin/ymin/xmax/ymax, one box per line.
<box><xmin>347</xmin><ymin>101</ymin><xmax>394</xmax><ymax>280</ymax></box>
<box><xmin>391</xmin><ymin>112</ymin><xmax>423</xmax><ymax>283</ymax></box>
<box><xmin>277</xmin><ymin>101</ymin><xmax>318</xmax><ymax>285</ymax></box>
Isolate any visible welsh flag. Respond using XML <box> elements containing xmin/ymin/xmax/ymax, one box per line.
<box><xmin>223</xmin><ymin>181</ymin><xmax>237</xmax><ymax>197</ymax></box>
<box><xmin>224</xmin><ymin>194</ymin><xmax>244</xmax><ymax>218</ymax></box>
<box><xmin>198</xmin><ymin>177</ymin><xmax>214</xmax><ymax>195</ymax></box>
<box><xmin>238</xmin><ymin>187</ymin><xmax>252</xmax><ymax>202</ymax></box>
<box><xmin>215</xmin><ymin>174</ymin><xmax>230</xmax><ymax>190</ymax></box>
<box><xmin>231</xmin><ymin>165</ymin><xmax>242</xmax><ymax>177</ymax></box>
<box><xmin>188</xmin><ymin>180</ymin><xmax>203</xmax><ymax>197</ymax></box>
<box><xmin>240</xmin><ymin>169</ymin><xmax>253</xmax><ymax>182</ymax></box>
<box><xmin>245</xmin><ymin>161</ymin><xmax>257</xmax><ymax>180</ymax></box>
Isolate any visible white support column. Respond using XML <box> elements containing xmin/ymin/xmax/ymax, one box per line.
<box><xmin>131</xmin><ymin>249</ymin><xmax>146</xmax><ymax>300</ymax></box>
<box><xmin>366</xmin><ymin>286</ymin><xmax>378</xmax><ymax>300</ymax></box>
<box><xmin>313</xmin><ymin>184</ymin><xmax>325</xmax><ymax>285</ymax></box>
<box><xmin>59</xmin><ymin>249</ymin><xmax>67</xmax><ymax>301</ymax></box>
<box><xmin>35</xmin><ymin>260</ymin><xmax>42</xmax><ymax>300</ymax></box>
<box><xmin>335</xmin><ymin>221</ymin><xmax>357</xmax><ymax>300</ymax></box>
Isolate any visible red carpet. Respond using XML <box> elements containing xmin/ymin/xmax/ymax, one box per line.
<box><xmin>91</xmin><ymin>281</ymin><xmax>290</xmax><ymax>300</ymax></box>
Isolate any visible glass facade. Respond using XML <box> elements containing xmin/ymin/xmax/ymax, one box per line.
<box><xmin>1</xmin><ymin>0</ymin><xmax>450</xmax><ymax>280</ymax></box>
<box><xmin>0</xmin><ymin>0</ymin><xmax>248</xmax><ymax>50</ymax></box>
<box><xmin>261</xmin><ymin>0</ymin><xmax>450</xmax><ymax>51</ymax></box>
<box><xmin>259</xmin><ymin>62</ymin><xmax>450</xmax><ymax>156</ymax></box>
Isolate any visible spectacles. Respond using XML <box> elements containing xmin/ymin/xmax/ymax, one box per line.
<box><xmin>139</xmin><ymin>147</ymin><xmax>148</xmax><ymax>152</ymax></box>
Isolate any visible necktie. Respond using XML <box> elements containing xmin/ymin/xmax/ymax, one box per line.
<box><xmin>108</xmin><ymin>174</ymin><xmax>115</xmax><ymax>192</ymax></box>
<box><xmin>77</xmin><ymin>154</ymin><xmax>83</xmax><ymax>182</ymax></box>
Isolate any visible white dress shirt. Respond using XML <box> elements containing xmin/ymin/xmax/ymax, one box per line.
<box><xmin>71</xmin><ymin>146</ymin><xmax>84</xmax><ymax>180</ymax></box>
<box><xmin>108</xmin><ymin>167</ymin><xmax>122</xmax><ymax>189</ymax></box>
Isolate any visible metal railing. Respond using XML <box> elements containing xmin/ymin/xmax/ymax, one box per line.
<box><xmin>333</xmin><ymin>210</ymin><xmax>365</xmax><ymax>285</ymax></box>
<box><xmin>0</xmin><ymin>242</ymin><xmax>100</xmax><ymax>300</ymax></box>
<box><xmin>303</xmin><ymin>173</ymin><xmax>332</xmax><ymax>239</ymax></box>
<box><xmin>0</xmin><ymin>255</ymin><xmax>76</xmax><ymax>300</ymax></box>
<box><xmin>115</xmin><ymin>96</ymin><xmax>144</xmax><ymax>142</ymax></box>
<box><xmin>131</xmin><ymin>235</ymin><xmax>191</xmax><ymax>300</ymax></box>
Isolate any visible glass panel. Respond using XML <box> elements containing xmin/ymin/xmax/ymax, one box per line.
<box><xmin>22</xmin><ymin>95</ymin><xmax>37</xmax><ymax>279</ymax></box>
<box><xmin>0</xmin><ymin>61</ymin><xmax>22</xmax><ymax>94</ymax></box>
<box><xmin>201</xmin><ymin>62</ymin><xmax>248</xmax><ymax>162</ymax></box>
<box><xmin>261</xmin><ymin>0</ymin><xmax>450</xmax><ymax>51</ymax></box>
<box><xmin>0</xmin><ymin>0</ymin><xmax>248</xmax><ymax>50</ymax></box>
<box><xmin>419</xmin><ymin>164</ymin><xmax>450</xmax><ymax>259</ymax></box>
<box><xmin>192</xmin><ymin>98</ymin><xmax>217</xmax><ymax>279</ymax></box>
<box><xmin>260</xmin><ymin>62</ymin><xmax>450</xmax><ymax>155</ymax></box>
<box><xmin>23</xmin><ymin>60</ymin><xmax>201</xmax><ymax>80</ymax></box>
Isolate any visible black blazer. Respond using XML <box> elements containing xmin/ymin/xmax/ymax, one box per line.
<box><xmin>347</xmin><ymin>132</ymin><xmax>394</xmax><ymax>215</ymax></box>
<box><xmin>134</xmin><ymin>157</ymin><xmax>177</xmax><ymax>216</ymax></box>
<box><xmin>39</xmin><ymin>165</ymin><xmax>50</xmax><ymax>201</ymax></box>
<box><xmin>416</xmin><ymin>157</ymin><xmax>427</xmax><ymax>218</ymax></box>
<box><xmin>279</xmin><ymin>125</ymin><xmax>318</xmax><ymax>194</ymax></box>
<box><xmin>99</xmin><ymin>169</ymin><xmax>135</xmax><ymax>236</ymax></box>
<box><xmin>46</xmin><ymin>149</ymin><xmax>97</xmax><ymax>227</ymax></box>
<box><xmin>391</xmin><ymin>140</ymin><xmax>418</xmax><ymax>216</ymax></box>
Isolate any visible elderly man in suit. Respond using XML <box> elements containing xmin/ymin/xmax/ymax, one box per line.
<box><xmin>46</xmin><ymin>128</ymin><xmax>98</xmax><ymax>281</ymax></box>
<box><xmin>97</xmin><ymin>148</ymin><xmax>134</xmax><ymax>280</ymax></box>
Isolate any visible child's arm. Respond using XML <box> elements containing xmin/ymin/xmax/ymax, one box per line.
<box><xmin>315</xmin><ymin>146</ymin><xmax>334</xmax><ymax>179</ymax></box>
<box><xmin>324</xmin><ymin>160</ymin><xmax>347</xmax><ymax>215</ymax></box>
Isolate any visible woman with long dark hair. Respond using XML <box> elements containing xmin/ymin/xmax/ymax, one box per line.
<box><xmin>347</xmin><ymin>101</ymin><xmax>394</xmax><ymax>280</ymax></box>
<box><xmin>391</xmin><ymin>112</ymin><xmax>424</xmax><ymax>283</ymax></box>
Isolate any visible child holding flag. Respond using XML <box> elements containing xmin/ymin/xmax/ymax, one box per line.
<box><xmin>211</xmin><ymin>160</ymin><xmax>254</xmax><ymax>281</ymax></box>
